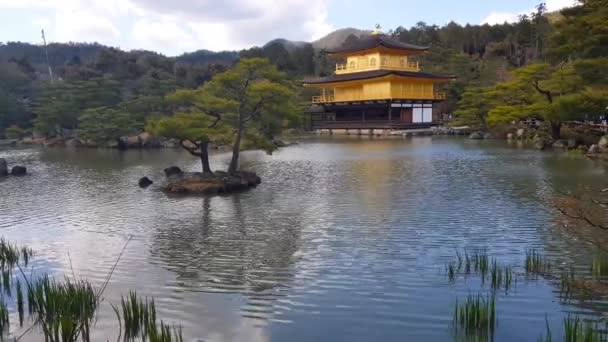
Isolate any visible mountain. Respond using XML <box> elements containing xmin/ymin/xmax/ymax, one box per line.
<box><xmin>263</xmin><ymin>39</ymin><xmax>309</xmax><ymax>53</ymax></box>
<box><xmin>174</xmin><ymin>49</ymin><xmax>238</xmax><ymax>65</ymax></box>
<box><xmin>312</xmin><ymin>28</ymin><xmax>371</xmax><ymax>50</ymax></box>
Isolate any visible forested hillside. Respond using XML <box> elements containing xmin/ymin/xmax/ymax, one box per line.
<box><xmin>0</xmin><ymin>0</ymin><xmax>605</xmax><ymax>143</ymax></box>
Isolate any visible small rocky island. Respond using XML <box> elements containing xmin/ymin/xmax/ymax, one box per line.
<box><xmin>158</xmin><ymin>167</ymin><xmax>261</xmax><ymax>194</ymax></box>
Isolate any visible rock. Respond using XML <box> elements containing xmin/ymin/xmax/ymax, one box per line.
<box><xmin>105</xmin><ymin>140</ymin><xmax>119</xmax><ymax>148</ymax></box>
<box><xmin>10</xmin><ymin>165</ymin><xmax>26</xmax><ymax>176</ymax></box>
<box><xmin>534</xmin><ymin>140</ymin><xmax>547</xmax><ymax>150</ymax></box>
<box><xmin>567</xmin><ymin>138</ymin><xmax>577</xmax><ymax>149</ymax></box>
<box><xmin>162</xmin><ymin>171</ymin><xmax>261</xmax><ymax>195</ymax></box>
<box><xmin>161</xmin><ymin>139</ymin><xmax>178</xmax><ymax>148</ymax></box>
<box><xmin>138</xmin><ymin>176</ymin><xmax>153</xmax><ymax>187</ymax></box>
<box><xmin>138</xmin><ymin>132</ymin><xmax>161</xmax><ymax>148</ymax></box>
<box><xmin>533</xmin><ymin>133</ymin><xmax>553</xmax><ymax>150</ymax></box>
<box><xmin>552</xmin><ymin>140</ymin><xmax>567</xmax><ymax>149</ymax></box>
<box><xmin>516</xmin><ymin>128</ymin><xmax>525</xmax><ymax>139</ymax></box>
<box><xmin>507</xmin><ymin>133</ymin><xmax>514</xmax><ymax>140</ymax></box>
<box><xmin>469</xmin><ymin>132</ymin><xmax>483</xmax><ymax>140</ymax></box>
<box><xmin>483</xmin><ymin>132</ymin><xmax>494</xmax><ymax>139</ymax></box>
<box><xmin>164</xmin><ymin>166</ymin><xmax>183</xmax><ymax>178</ymax></box>
<box><xmin>0</xmin><ymin>158</ymin><xmax>7</xmax><ymax>176</ymax></box>
<box><xmin>21</xmin><ymin>137</ymin><xmax>45</xmax><ymax>145</ymax></box>
<box><xmin>43</xmin><ymin>137</ymin><xmax>65</xmax><ymax>147</ymax></box>
<box><xmin>119</xmin><ymin>135</ymin><xmax>141</xmax><ymax>149</ymax></box>
<box><xmin>0</xmin><ymin>139</ymin><xmax>17</xmax><ymax>147</ymax></box>
<box><xmin>599</xmin><ymin>136</ymin><xmax>608</xmax><ymax>149</ymax></box>
<box><xmin>588</xmin><ymin>144</ymin><xmax>599</xmax><ymax>154</ymax></box>
<box><xmin>64</xmin><ymin>138</ymin><xmax>84</xmax><ymax>148</ymax></box>
<box><xmin>578</xmin><ymin>145</ymin><xmax>588</xmax><ymax>152</ymax></box>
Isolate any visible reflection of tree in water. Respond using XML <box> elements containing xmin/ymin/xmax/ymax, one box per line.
<box><xmin>149</xmin><ymin>194</ymin><xmax>302</xmax><ymax>297</ymax></box>
<box><xmin>532</xmin><ymin>157</ymin><xmax>608</xmax><ymax>316</ymax></box>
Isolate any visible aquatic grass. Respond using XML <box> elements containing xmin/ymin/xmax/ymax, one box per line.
<box><xmin>446</xmin><ymin>250</ymin><xmax>515</xmax><ymax>293</ymax></box>
<box><xmin>525</xmin><ymin>249</ymin><xmax>552</xmax><ymax>277</ymax></box>
<box><xmin>452</xmin><ymin>294</ymin><xmax>496</xmax><ymax>340</ymax></box>
<box><xmin>591</xmin><ymin>255</ymin><xmax>608</xmax><ymax>279</ymax></box>
<box><xmin>538</xmin><ymin>316</ymin><xmax>552</xmax><ymax>342</ymax></box>
<box><xmin>0</xmin><ymin>299</ymin><xmax>9</xmax><ymax>339</ymax></box>
<box><xmin>16</xmin><ymin>279</ymin><xmax>24</xmax><ymax>327</ymax></box>
<box><xmin>447</xmin><ymin>261</ymin><xmax>457</xmax><ymax>282</ymax></box>
<box><xmin>564</xmin><ymin>316</ymin><xmax>608</xmax><ymax>342</ymax></box>
<box><xmin>489</xmin><ymin>259</ymin><xmax>514</xmax><ymax>293</ymax></box>
<box><xmin>114</xmin><ymin>291</ymin><xmax>183</xmax><ymax>342</ymax></box>
<box><xmin>538</xmin><ymin>316</ymin><xmax>608</xmax><ymax>342</ymax></box>
<box><xmin>27</xmin><ymin>275</ymin><xmax>98</xmax><ymax>342</ymax></box>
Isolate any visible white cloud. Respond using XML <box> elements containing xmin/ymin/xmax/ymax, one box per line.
<box><xmin>53</xmin><ymin>10</ymin><xmax>122</xmax><ymax>43</ymax></box>
<box><xmin>482</xmin><ymin>0</ymin><xmax>578</xmax><ymax>25</ymax></box>
<box><xmin>481</xmin><ymin>12</ymin><xmax>519</xmax><ymax>25</ymax></box>
<box><xmin>0</xmin><ymin>0</ymin><xmax>333</xmax><ymax>55</ymax></box>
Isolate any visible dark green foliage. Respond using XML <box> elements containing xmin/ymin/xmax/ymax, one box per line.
<box><xmin>34</xmin><ymin>78</ymin><xmax>122</xmax><ymax>135</ymax></box>
<box><xmin>78</xmin><ymin>107</ymin><xmax>140</xmax><ymax>144</ymax></box>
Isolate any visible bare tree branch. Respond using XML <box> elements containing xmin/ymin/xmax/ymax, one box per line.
<box><xmin>554</xmin><ymin>206</ymin><xmax>608</xmax><ymax>230</ymax></box>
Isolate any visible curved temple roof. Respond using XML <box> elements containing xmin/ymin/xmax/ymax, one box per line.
<box><xmin>303</xmin><ymin>70</ymin><xmax>456</xmax><ymax>85</ymax></box>
<box><xmin>326</xmin><ymin>34</ymin><xmax>430</xmax><ymax>54</ymax></box>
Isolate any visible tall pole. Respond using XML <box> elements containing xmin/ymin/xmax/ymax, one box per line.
<box><xmin>41</xmin><ymin>29</ymin><xmax>54</xmax><ymax>84</ymax></box>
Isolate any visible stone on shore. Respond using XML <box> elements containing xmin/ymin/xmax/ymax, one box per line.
<box><xmin>138</xmin><ymin>176</ymin><xmax>153</xmax><ymax>187</ymax></box>
<box><xmin>162</xmin><ymin>171</ymin><xmax>261</xmax><ymax>195</ymax></box>
<box><xmin>552</xmin><ymin>140</ymin><xmax>567</xmax><ymax>149</ymax></box>
<box><xmin>0</xmin><ymin>158</ymin><xmax>7</xmax><ymax>176</ymax></box>
<box><xmin>599</xmin><ymin>136</ymin><xmax>608</xmax><ymax>150</ymax></box>
<box><xmin>10</xmin><ymin>165</ymin><xmax>26</xmax><ymax>176</ymax></box>
<box><xmin>516</xmin><ymin>128</ymin><xmax>525</xmax><ymax>139</ymax></box>
<box><xmin>507</xmin><ymin>133</ymin><xmax>514</xmax><ymax>140</ymax></box>
<box><xmin>469</xmin><ymin>132</ymin><xmax>483</xmax><ymax>140</ymax></box>
<box><xmin>483</xmin><ymin>132</ymin><xmax>494</xmax><ymax>139</ymax></box>
<box><xmin>164</xmin><ymin>166</ymin><xmax>183</xmax><ymax>178</ymax></box>
<box><xmin>588</xmin><ymin>144</ymin><xmax>599</xmax><ymax>154</ymax></box>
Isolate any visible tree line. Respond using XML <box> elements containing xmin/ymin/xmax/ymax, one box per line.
<box><xmin>1</xmin><ymin>0</ymin><xmax>606</xmax><ymax>144</ymax></box>
<box><xmin>446</xmin><ymin>0</ymin><xmax>608</xmax><ymax>140</ymax></box>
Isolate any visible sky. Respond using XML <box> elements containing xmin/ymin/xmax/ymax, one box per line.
<box><xmin>0</xmin><ymin>0</ymin><xmax>578</xmax><ymax>56</ymax></box>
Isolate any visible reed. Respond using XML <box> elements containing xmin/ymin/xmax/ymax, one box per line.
<box><xmin>114</xmin><ymin>291</ymin><xmax>182</xmax><ymax>342</ymax></box>
<box><xmin>525</xmin><ymin>249</ymin><xmax>552</xmax><ymax>276</ymax></box>
<box><xmin>537</xmin><ymin>316</ymin><xmax>552</xmax><ymax>342</ymax></box>
<box><xmin>591</xmin><ymin>255</ymin><xmax>608</xmax><ymax>279</ymax></box>
<box><xmin>564</xmin><ymin>316</ymin><xmax>608</xmax><ymax>342</ymax></box>
<box><xmin>489</xmin><ymin>259</ymin><xmax>513</xmax><ymax>292</ymax></box>
<box><xmin>27</xmin><ymin>275</ymin><xmax>98</xmax><ymax>342</ymax></box>
<box><xmin>16</xmin><ymin>279</ymin><xmax>24</xmax><ymax>327</ymax></box>
<box><xmin>452</xmin><ymin>294</ymin><xmax>496</xmax><ymax>339</ymax></box>
<box><xmin>0</xmin><ymin>299</ymin><xmax>8</xmax><ymax>339</ymax></box>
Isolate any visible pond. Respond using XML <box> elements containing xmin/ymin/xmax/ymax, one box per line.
<box><xmin>1</xmin><ymin>137</ymin><xmax>608</xmax><ymax>341</ymax></box>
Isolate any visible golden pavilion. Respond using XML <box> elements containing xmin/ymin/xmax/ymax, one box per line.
<box><xmin>303</xmin><ymin>31</ymin><xmax>455</xmax><ymax>131</ymax></box>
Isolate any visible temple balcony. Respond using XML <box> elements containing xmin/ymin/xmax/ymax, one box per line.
<box><xmin>335</xmin><ymin>60</ymin><xmax>420</xmax><ymax>74</ymax></box>
<box><xmin>312</xmin><ymin>92</ymin><xmax>446</xmax><ymax>104</ymax></box>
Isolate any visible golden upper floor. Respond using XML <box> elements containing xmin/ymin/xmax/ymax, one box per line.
<box><xmin>335</xmin><ymin>52</ymin><xmax>420</xmax><ymax>74</ymax></box>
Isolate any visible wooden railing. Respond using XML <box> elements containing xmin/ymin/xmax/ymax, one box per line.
<box><xmin>312</xmin><ymin>92</ymin><xmax>447</xmax><ymax>103</ymax></box>
<box><xmin>335</xmin><ymin>61</ymin><xmax>420</xmax><ymax>74</ymax></box>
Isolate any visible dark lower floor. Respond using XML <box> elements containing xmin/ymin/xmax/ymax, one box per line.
<box><xmin>309</xmin><ymin>101</ymin><xmax>438</xmax><ymax>130</ymax></box>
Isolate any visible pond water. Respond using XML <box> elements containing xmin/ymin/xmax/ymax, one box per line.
<box><xmin>1</xmin><ymin>137</ymin><xmax>608</xmax><ymax>341</ymax></box>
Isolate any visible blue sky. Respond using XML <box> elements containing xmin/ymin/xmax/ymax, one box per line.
<box><xmin>0</xmin><ymin>0</ymin><xmax>576</xmax><ymax>56</ymax></box>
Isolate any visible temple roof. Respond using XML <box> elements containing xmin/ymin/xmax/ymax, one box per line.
<box><xmin>303</xmin><ymin>70</ymin><xmax>456</xmax><ymax>85</ymax></box>
<box><xmin>326</xmin><ymin>34</ymin><xmax>430</xmax><ymax>54</ymax></box>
